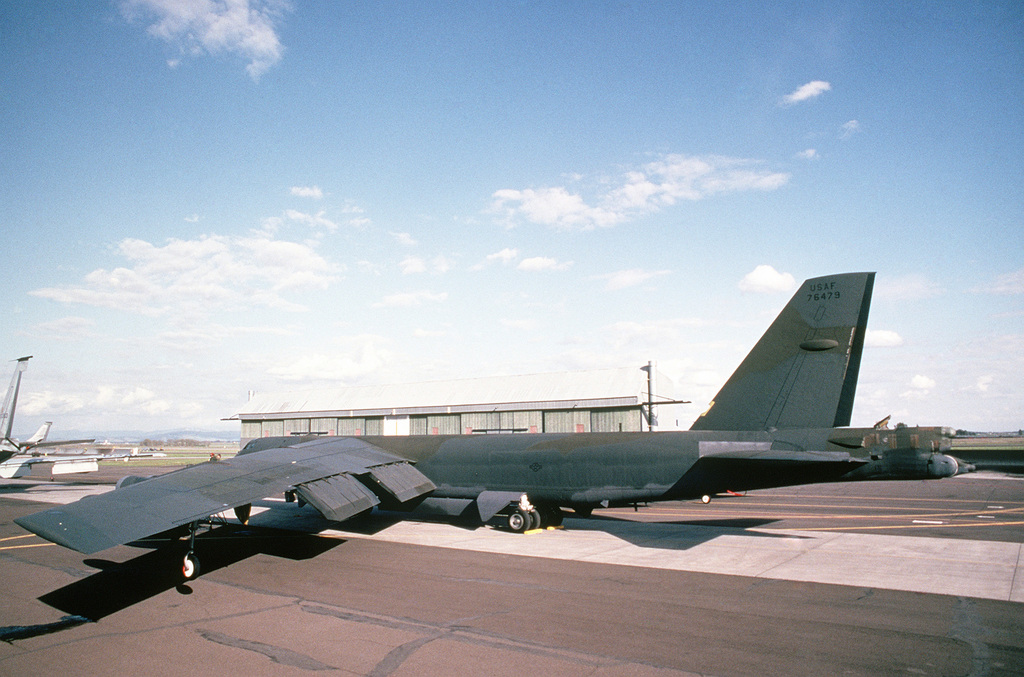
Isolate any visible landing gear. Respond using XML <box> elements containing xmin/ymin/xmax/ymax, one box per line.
<box><xmin>700</xmin><ymin>494</ymin><xmax>712</xmax><ymax>504</ymax></box>
<box><xmin>502</xmin><ymin>496</ymin><xmax>565</xmax><ymax>532</ymax></box>
<box><xmin>507</xmin><ymin>508</ymin><xmax>531</xmax><ymax>533</ymax></box>
<box><xmin>182</xmin><ymin>551</ymin><xmax>200</xmax><ymax>579</ymax></box>
<box><xmin>182</xmin><ymin>520</ymin><xmax>201</xmax><ymax>580</ymax></box>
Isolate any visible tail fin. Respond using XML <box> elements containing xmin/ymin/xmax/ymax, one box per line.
<box><xmin>1</xmin><ymin>356</ymin><xmax>32</xmax><ymax>442</ymax></box>
<box><xmin>690</xmin><ymin>273</ymin><xmax>874</xmax><ymax>431</ymax></box>
<box><xmin>26</xmin><ymin>422</ymin><xmax>52</xmax><ymax>446</ymax></box>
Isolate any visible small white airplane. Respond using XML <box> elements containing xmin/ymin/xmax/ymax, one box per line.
<box><xmin>0</xmin><ymin>356</ymin><xmax>132</xmax><ymax>479</ymax></box>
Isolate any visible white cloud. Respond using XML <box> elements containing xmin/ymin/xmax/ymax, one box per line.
<box><xmin>492</xmin><ymin>187</ymin><xmax>620</xmax><ymax>230</ymax></box>
<box><xmin>987</xmin><ymin>268</ymin><xmax>1024</xmax><ymax>295</ymax></box>
<box><xmin>865</xmin><ymin>329</ymin><xmax>904</xmax><ymax>348</ymax></box>
<box><xmin>471</xmin><ymin>248</ymin><xmax>520</xmax><ymax>270</ymax></box>
<box><xmin>841</xmin><ymin>120</ymin><xmax>861</xmax><ymax>138</ymax></box>
<box><xmin>796</xmin><ymin>149</ymin><xmax>818</xmax><ymax>160</ymax></box>
<box><xmin>738</xmin><ymin>265</ymin><xmax>796</xmax><ymax>293</ymax></box>
<box><xmin>30</xmin><ymin>234</ymin><xmax>338</xmax><ymax>316</ymax></box>
<box><xmin>290</xmin><ymin>185</ymin><xmax>323</xmax><ymax>199</ymax></box>
<box><xmin>399</xmin><ymin>255</ymin><xmax>452</xmax><ymax>275</ymax></box>
<box><xmin>399</xmin><ymin>256</ymin><xmax>426</xmax><ymax>275</ymax></box>
<box><xmin>283</xmin><ymin>209</ymin><xmax>339</xmax><ymax>232</ymax></box>
<box><xmin>910</xmin><ymin>374</ymin><xmax>936</xmax><ymax>390</ymax></box>
<box><xmin>599</xmin><ymin>268</ymin><xmax>671</xmax><ymax>291</ymax></box>
<box><xmin>782</xmin><ymin>80</ymin><xmax>831</xmax><ymax>105</ymax></box>
<box><xmin>374</xmin><ymin>290</ymin><xmax>448</xmax><ymax>308</ymax></box>
<box><xmin>901</xmin><ymin>374</ymin><xmax>936</xmax><ymax>400</ymax></box>
<box><xmin>25</xmin><ymin>316</ymin><xmax>97</xmax><ymax>341</ymax></box>
<box><xmin>491</xmin><ymin>154</ymin><xmax>789</xmax><ymax>230</ymax></box>
<box><xmin>517</xmin><ymin>257</ymin><xmax>573</xmax><ymax>272</ymax></box>
<box><xmin>971</xmin><ymin>375</ymin><xmax>994</xmax><ymax>393</ymax></box>
<box><xmin>390</xmin><ymin>232</ymin><xmax>418</xmax><ymax>247</ymax></box>
<box><xmin>121</xmin><ymin>0</ymin><xmax>291</xmax><ymax>80</ymax></box>
<box><xmin>266</xmin><ymin>335</ymin><xmax>394</xmax><ymax>382</ymax></box>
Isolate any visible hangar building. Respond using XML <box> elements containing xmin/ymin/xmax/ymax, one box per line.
<box><xmin>234</xmin><ymin>365</ymin><xmax>675</xmax><ymax>446</ymax></box>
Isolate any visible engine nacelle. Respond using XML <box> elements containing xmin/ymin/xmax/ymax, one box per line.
<box><xmin>115</xmin><ymin>474</ymin><xmax>153</xmax><ymax>490</ymax></box>
<box><xmin>926</xmin><ymin>454</ymin><xmax>959</xmax><ymax>478</ymax></box>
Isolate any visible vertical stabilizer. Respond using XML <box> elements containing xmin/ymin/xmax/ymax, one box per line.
<box><xmin>1</xmin><ymin>357</ymin><xmax>32</xmax><ymax>442</ymax></box>
<box><xmin>690</xmin><ymin>273</ymin><xmax>874</xmax><ymax>431</ymax></box>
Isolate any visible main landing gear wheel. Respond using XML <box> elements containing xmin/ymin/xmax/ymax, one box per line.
<box><xmin>700</xmin><ymin>494</ymin><xmax>712</xmax><ymax>504</ymax></box>
<box><xmin>507</xmin><ymin>509</ymin><xmax>532</xmax><ymax>533</ymax></box>
<box><xmin>529</xmin><ymin>509</ymin><xmax>541</xmax><ymax>530</ymax></box>
<box><xmin>182</xmin><ymin>552</ymin><xmax>200</xmax><ymax>580</ymax></box>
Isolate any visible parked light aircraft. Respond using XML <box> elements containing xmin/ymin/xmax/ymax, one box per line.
<box><xmin>0</xmin><ymin>357</ymin><xmax>154</xmax><ymax>478</ymax></box>
<box><xmin>17</xmin><ymin>273</ymin><xmax>970</xmax><ymax>579</ymax></box>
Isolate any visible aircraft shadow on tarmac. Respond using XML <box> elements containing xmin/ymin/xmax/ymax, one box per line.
<box><xmin>29</xmin><ymin>505</ymin><xmax>804</xmax><ymax>627</ymax></box>
<box><xmin>561</xmin><ymin>513</ymin><xmax>812</xmax><ymax>551</ymax></box>
<box><xmin>37</xmin><ymin>526</ymin><xmax>341</xmax><ymax>622</ymax></box>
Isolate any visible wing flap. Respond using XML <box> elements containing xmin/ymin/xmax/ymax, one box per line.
<box><xmin>365</xmin><ymin>462</ymin><xmax>436</xmax><ymax>503</ymax></box>
<box><xmin>296</xmin><ymin>474</ymin><xmax>381</xmax><ymax>522</ymax></box>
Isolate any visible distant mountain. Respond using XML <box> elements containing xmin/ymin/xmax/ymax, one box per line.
<box><xmin>10</xmin><ymin>428</ymin><xmax>240</xmax><ymax>444</ymax></box>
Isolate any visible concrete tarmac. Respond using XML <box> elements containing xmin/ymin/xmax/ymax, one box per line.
<box><xmin>1</xmin><ymin>473</ymin><xmax>1023</xmax><ymax>676</ymax></box>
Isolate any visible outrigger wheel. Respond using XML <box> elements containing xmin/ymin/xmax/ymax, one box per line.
<box><xmin>182</xmin><ymin>520</ymin><xmax>201</xmax><ymax>579</ymax></box>
<box><xmin>183</xmin><ymin>551</ymin><xmax>200</xmax><ymax>579</ymax></box>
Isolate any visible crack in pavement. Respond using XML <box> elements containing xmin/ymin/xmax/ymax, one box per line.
<box><xmin>197</xmin><ymin>629</ymin><xmax>337</xmax><ymax>671</ymax></box>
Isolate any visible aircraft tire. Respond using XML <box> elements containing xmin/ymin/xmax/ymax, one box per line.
<box><xmin>700</xmin><ymin>494</ymin><xmax>712</xmax><ymax>504</ymax></box>
<box><xmin>507</xmin><ymin>509</ymin><xmax>529</xmax><ymax>533</ymax></box>
<box><xmin>574</xmin><ymin>506</ymin><xmax>593</xmax><ymax>518</ymax></box>
<box><xmin>529</xmin><ymin>509</ymin><xmax>542</xmax><ymax>530</ymax></box>
<box><xmin>183</xmin><ymin>552</ymin><xmax>200</xmax><ymax>580</ymax></box>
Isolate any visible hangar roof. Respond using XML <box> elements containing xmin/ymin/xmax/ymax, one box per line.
<box><xmin>234</xmin><ymin>366</ymin><xmax>674</xmax><ymax>419</ymax></box>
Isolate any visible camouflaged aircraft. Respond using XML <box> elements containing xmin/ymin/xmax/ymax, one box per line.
<box><xmin>16</xmin><ymin>272</ymin><xmax>968</xmax><ymax>579</ymax></box>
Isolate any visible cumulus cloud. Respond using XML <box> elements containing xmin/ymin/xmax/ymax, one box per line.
<box><xmin>290</xmin><ymin>185</ymin><xmax>323</xmax><ymax>199</ymax></box>
<box><xmin>492</xmin><ymin>187</ymin><xmax>619</xmax><ymax>230</ymax></box>
<box><xmin>796</xmin><ymin>149</ymin><xmax>818</xmax><ymax>160</ymax></box>
<box><xmin>471</xmin><ymin>247</ymin><xmax>520</xmax><ymax>270</ymax></box>
<box><xmin>902</xmin><ymin>374</ymin><xmax>936</xmax><ymax>399</ymax></box>
<box><xmin>491</xmin><ymin>154</ymin><xmax>789</xmax><ymax>230</ymax></box>
<box><xmin>30</xmin><ymin>234</ymin><xmax>338</xmax><ymax>316</ymax></box>
<box><xmin>599</xmin><ymin>268</ymin><xmax>672</xmax><ymax>291</ymax></box>
<box><xmin>841</xmin><ymin>120</ymin><xmax>861</xmax><ymax>138</ymax></box>
<box><xmin>390</xmin><ymin>232</ymin><xmax>418</xmax><ymax>247</ymax></box>
<box><xmin>738</xmin><ymin>265</ymin><xmax>796</xmax><ymax>293</ymax></box>
<box><xmin>782</xmin><ymin>80</ymin><xmax>831</xmax><ymax>105</ymax></box>
<box><xmin>517</xmin><ymin>257</ymin><xmax>573</xmax><ymax>272</ymax></box>
<box><xmin>865</xmin><ymin>329</ymin><xmax>904</xmax><ymax>348</ymax></box>
<box><xmin>121</xmin><ymin>0</ymin><xmax>291</xmax><ymax>80</ymax></box>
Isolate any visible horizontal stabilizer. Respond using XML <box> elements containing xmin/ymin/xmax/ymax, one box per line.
<box><xmin>296</xmin><ymin>474</ymin><xmax>381</xmax><ymax>522</ymax></box>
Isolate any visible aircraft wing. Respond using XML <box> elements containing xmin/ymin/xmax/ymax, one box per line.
<box><xmin>15</xmin><ymin>437</ymin><xmax>435</xmax><ymax>554</ymax></box>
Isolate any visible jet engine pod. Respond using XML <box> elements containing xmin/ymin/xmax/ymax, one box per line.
<box><xmin>115</xmin><ymin>474</ymin><xmax>153</xmax><ymax>490</ymax></box>
<box><xmin>926</xmin><ymin>454</ymin><xmax>959</xmax><ymax>478</ymax></box>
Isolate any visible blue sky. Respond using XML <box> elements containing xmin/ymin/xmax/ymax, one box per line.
<box><xmin>2</xmin><ymin>1</ymin><xmax>1021</xmax><ymax>435</ymax></box>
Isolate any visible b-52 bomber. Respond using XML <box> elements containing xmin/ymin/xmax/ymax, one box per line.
<box><xmin>16</xmin><ymin>272</ymin><xmax>969</xmax><ymax>579</ymax></box>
